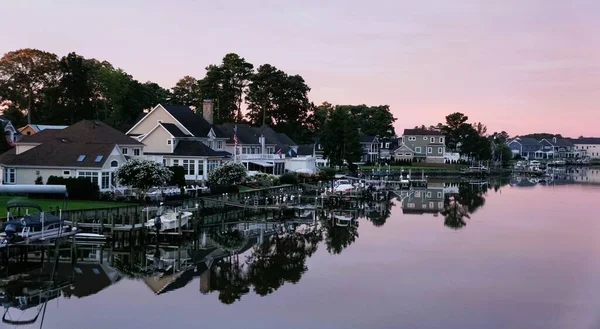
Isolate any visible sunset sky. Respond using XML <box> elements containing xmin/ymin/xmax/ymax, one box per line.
<box><xmin>1</xmin><ymin>0</ymin><xmax>598</xmax><ymax>137</ymax></box>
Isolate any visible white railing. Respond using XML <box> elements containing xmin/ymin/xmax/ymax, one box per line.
<box><xmin>239</xmin><ymin>154</ymin><xmax>285</xmax><ymax>160</ymax></box>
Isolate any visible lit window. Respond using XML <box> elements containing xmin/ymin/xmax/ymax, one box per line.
<box><xmin>77</xmin><ymin>155</ymin><xmax>86</xmax><ymax>162</ymax></box>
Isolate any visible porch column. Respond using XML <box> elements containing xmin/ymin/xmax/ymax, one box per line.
<box><xmin>203</xmin><ymin>159</ymin><xmax>208</xmax><ymax>179</ymax></box>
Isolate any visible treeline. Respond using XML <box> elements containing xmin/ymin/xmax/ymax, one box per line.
<box><xmin>420</xmin><ymin>112</ymin><xmax>513</xmax><ymax>165</ymax></box>
<box><xmin>0</xmin><ymin>49</ymin><xmax>396</xmax><ymax>144</ymax></box>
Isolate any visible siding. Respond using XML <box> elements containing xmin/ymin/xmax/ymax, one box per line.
<box><xmin>128</xmin><ymin>106</ymin><xmax>188</xmax><ymax>136</ymax></box>
<box><xmin>16</xmin><ymin>144</ymin><xmax>39</xmax><ymax>155</ymax></box>
<box><xmin>16</xmin><ymin>168</ymin><xmax>75</xmax><ymax>184</ymax></box>
<box><xmin>142</xmin><ymin>126</ymin><xmax>172</xmax><ymax>153</ymax></box>
<box><xmin>101</xmin><ymin>148</ymin><xmax>127</xmax><ymax>169</ymax></box>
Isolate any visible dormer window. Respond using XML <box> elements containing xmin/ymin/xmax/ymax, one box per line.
<box><xmin>77</xmin><ymin>155</ymin><xmax>86</xmax><ymax>162</ymax></box>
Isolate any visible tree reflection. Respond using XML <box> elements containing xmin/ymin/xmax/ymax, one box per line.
<box><xmin>209</xmin><ymin>256</ymin><xmax>249</xmax><ymax>304</ymax></box>
<box><xmin>441</xmin><ymin>196</ymin><xmax>470</xmax><ymax>229</ymax></box>
<box><xmin>322</xmin><ymin>214</ymin><xmax>359</xmax><ymax>254</ymax></box>
<box><xmin>366</xmin><ymin>201</ymin><xmax>394</xmax><ymax>227</ymax></box>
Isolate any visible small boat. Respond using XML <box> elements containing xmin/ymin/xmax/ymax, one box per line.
<box><xmin>0</xmin><ymin>202</ymin><xmax>72</xmax><ymax>244</ymax></box>
<box><xmin>75</xmin><ymin>233</ymin><xmax>111</xmax><ymax>242</ymax></box>
<box><xmin>145</xmin><ymin>202</ymin><xmax>193</xmax><ymax>232</ymax></box>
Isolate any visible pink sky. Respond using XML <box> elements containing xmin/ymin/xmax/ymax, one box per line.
<box><xmin>1</xmin><ymin>0</ymin><xmax>598</xmax><ymax>137</ymax></box>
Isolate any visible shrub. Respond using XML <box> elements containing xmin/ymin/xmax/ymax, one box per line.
<box><xmin>279</xmin><ymin>172</ymin><xmax>298</xmax><ymax>185</ymax></box>
<box><xmin>116</xmin><ymin>158</ymin><xmax>172</xmax><ymax>200</ymax></box>
<box><xmin>253</xmin><ymin>173</ymin><xmax>279</xmax><ymax>187</ymax></box>
<box><xmin>208</xmin><ymin>162</ymin><xmax>247</xmax><ymax>186</ymax></box>
<box><xmin>168</xmin><ymin>166</ymin><xmax>186</xmax><ymax>188</ymax></box>
<box><xmin>34</xmin><ymin>176</ymin><xmax>44</xmax><ymax>185</ymax></box>
<box><xmin>46</xmin><ymin>176</ymin><xmax>100</xmax><ymax>200</ymax></box>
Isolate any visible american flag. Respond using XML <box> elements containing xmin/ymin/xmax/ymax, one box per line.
<box><xmin>277</xmin><ymin>148</ymin><xmax>282</xmax><ymax>158</ymax></box>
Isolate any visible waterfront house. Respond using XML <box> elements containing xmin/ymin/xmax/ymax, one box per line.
<box><xmin>126</xmin><ymin>102</ymin><xmax>231</xmax><ymax>181</ymax></box>
<box><xmin>360</xmin><ymin>136</ymin><xmax>380</xmax><ymax>163</ymax></box>
<box><xmin>0</xmin><ymin>120</ymin><xmax>142</xmax><ymax>191</ymax></box>
<box><xmin>18</xmin><ymin>124</ymin><xmax>68</xmax><ymax>136</ymax></box>
<box><xmin>378</xmin><ymin>137</ymin><xmax>399</xmax><ymax>161</ymax></box>
<box><xmin>400</xmin><ymin>129</ymin><xmax>445</xmax><ymax>163</ymax></box>
<box><xmin>570</xmin><ymin>137</ymin><xmax>600</xmax><ymax>159</ymax></box>
<box><xmin>127</xmin><ymin>101</ymin><xmax>299</xmax><ymax>179</ymax></box>
<box><xmin>392</xmin><ymin>143</ymin><xmax>415</xmax><ymax>161</ymax></box>
<box><xmin>507</xmin><ymin>137</ymin><xmax>541</xmax><ymax>159</ymax></box>
<box><xmin>539</xmin><ymin>137</ymin><xmax>577</xmax><ymax>159</ymax></box>
<box><xmin>0</xmin><ymin>117</ymin><xmax>19</xmax><ymax>144</ymax></box>
<box><xmin>310</xmin><ymin>137</ymin><xmax>329</xmax><ymax>167</ymax></box>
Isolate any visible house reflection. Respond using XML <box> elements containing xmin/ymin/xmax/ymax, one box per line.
<box><xmin>398</xmin><ymin>182</ymin><xmax>448</xmax><ymax>215</ymax></box>
<box><xmin>570</xmin><ymin>167</ymin><xmax>600</xmax><ymax>185</ymax></box>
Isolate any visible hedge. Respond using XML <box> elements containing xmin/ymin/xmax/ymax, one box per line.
<box><xmin>46</xmin><ymin>176</ymin><xmax>100</xmax><ymax>200</ymax></box>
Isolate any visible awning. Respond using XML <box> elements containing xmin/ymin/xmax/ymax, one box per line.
<box><xmin>249</xmin><ymin>160</ymin><xmax>274</xmax><ymax>167</ymax></box>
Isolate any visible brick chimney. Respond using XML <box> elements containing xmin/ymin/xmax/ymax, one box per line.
<box><xmin>202</xmin><ymin>99</ymin><xmax>214</xmax><ymax>124</ymax></box>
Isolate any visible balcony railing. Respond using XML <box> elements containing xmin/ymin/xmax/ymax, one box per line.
<box><xmin>239</xmin><ymin>154</ymin><xmax>286</xmax><ymax>160</ymax></box>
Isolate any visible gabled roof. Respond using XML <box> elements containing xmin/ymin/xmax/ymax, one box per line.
<box><xmin>17</xmin><ymin>129</ymin><xmax>62</xmax><ymax>143</ymax></box>
<box><xmin>20</xmin><ymin>124</ymin><xmax>68</xmax><ymax>133</ymax></box>
<box><xmin>403</xmin><ymin>129</ymin><xmax>443</xmax><ymax>136</ymax></box>
<box><xmin>0</xmin><ymin>141</ymin><xmax>117</xmax><ymax>168</ymax></box>
<box><xmin>145</xmin><ymin>141</ymin><xmax>230</xmax><ymax>158</ymax></box>
<box><xmin>394</xmin><ymin>143</ymin><xmax>415</xmax><ymax>153</ymax></box>
<box><xmin>161</xmin><ymin>105</ymin><xmax>223</xmax><ymax>138</ymax></box>
<box><xmin>571</xmin><ymin>137</ymin><xmax>600</xmax><ymax>145</ymax></box>
<box><xmin>360</xmin><ymin>135</ymin><xmax>378</xmax><ymax>143</ymax></box>
<box><xmin>0</xmin><ymin>120</ymin><xmax>140</xmax><ymax>168</ymax></box>
<box><xmin>160</xmin><ymin>123</ymin><xmax>187</xmax><ymax>137</ymax></box>
<box><xmin>509</xmin><ymin>137</ymin><xmax>539</xmax><ymax>146</ymax></box>
<box><xmin>296</xmin><ymin>144</ymin><xmax>314</xmax><ymax>156</ymax></box>
<box><xmin>276</xmin><ymin>133</ymin><xmax>297</xmax><ymax>146</ymax></box>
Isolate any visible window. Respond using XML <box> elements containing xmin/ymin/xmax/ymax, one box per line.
<box><xmin>408</xmin><ymin>136</ymin><xmax>416</xmax><ymax>141</ymax></box>
<box><xmin>111</xmin><ymin>160</ymin><xmax>118</xmax><ymax>168</ymax></box>
<box><xmin>94</xmin><ymin>155</ymin><xmax>103</xmax><ymax>163</ymax></box>
<box><xmin>438</xmin><ymin>202</ymin><xmax>444</xmax><ymax>208</ymax></box>
<box><xmin>182</xmin><ymin>159</ymin><xmax>195</xmax><ymax>175</ymax></box>
<box><xmin>35</xmin><ymin>171</ymin><xmax>40</xmax><ymax>176</ymax></box>
<box><xmin>385</xmin><ymin>143</ymin><xmax>390</xmax><ymax>148</ymax></box>
<box><xmin>78</xmin><ymin>171</ymin><xmax>99</xmax><ymax>185</ymax></box>
<box><xmin>173</xmin><ymin>159</ymin><xmax>179</xmax><ymax>166</ymax></box>
<box><xmin>267</xmin><ymin>146</ymin><xmax>274</xmax><ymax>154</ymax></box>
<box><xmin>414</xmin><ymin>191</ymin><xmax>421</xmax><ymax>197</ymax></box>
<box><xmin>167</xmin><ymin>140</ymin><xmax>172</xmax><ymax>145</ymax></box>
<box><xmin>101</xmin><ymin>172</ymin><xmax>110</xmax><ymax>189</ymax></box>
<box><xmin>208</xmin><ymin>141</ymin><xmax>214</xmax><ymax>149</ymax></box>
<box><xmin>407</xmin><ymin>203</ymin><xmax>415</xmax><ymax>208</ymax></box>
<box><xmin>122</xmin><ymin>147</ymin><xmax>128</xmax><ymax>155</ymax></box>
<box><xmin>216</xmin><ymin>141</ymin><xmax>223</xmax><ymax>149</ymax></box>
<box><xmin>439</xmin><ymin>137</ymin><xmax>444</xmax><ymax>143</ymax></box>
<box><xmin>415</xmin><ymin>147</ymin><xmax>422</xmax><ymax>153</ymax></box>
<box><xmin>430</xmin><ymin>137</ymin><xmax>435</xmax><ymax>143</ymax></box>
<box><xmin>423</xmin><ymin>136</ymin><xmax>428</xmax><ymax>140</ymax></box>
<box><xmin>162</xmin><ymin>159</ymin><xmax>167</xmax><ymax>166</ymax></box>
<box><xmin>77</xmin><ymin>155</ymin><xmax>86</xmax><ymax>162</ymax></box>
<box><xmin>437</xmin><ymin>192</ymin><xmax>442</xmax><ymax>198</ymax></box>
<box><xmin>251</xmin><ymin>147</ymin><xmax>256</xmax><ymax>154</ymax></box>
<box><xmin>4</xmin><ymin>168</ymin><xmax>15</xmax><ymax>184</ymax></box>
<box><xmin>198</xmin><ymin>161</ymin><xmax>204</xmax><ymax>175</ymax></box>
<box><xmin>429</xmin><ymin>202</ymin><xmax>434</xmax><ymax>208</ymax></box>
<box><xmin>438</xmin><ymin>147</ymin><xmax>443</xmax><ymax>154</ymax></box>
<box><xmin>207</xmin><ymin>160</ymin><xmax>220</xmax><ymax>174</ymax></box>
<box><xmin>63</xmin><ymin>170</ymin><xmax>71</xmax><ymax>176</ymax></box>
<box><xmin>133</xmin><ymin>148</ymin><xmax>140</xmax><ymax>156</ymax></box>
<box><xmin>426</xmin><ymin>192</ymin><xmax>432</xmax><ymax>197</ymax></box>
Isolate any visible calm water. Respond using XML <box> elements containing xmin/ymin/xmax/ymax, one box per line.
<box><xmin>5</xmin><ymin>174</ymin><xmax>600</xmax><ymax>329</ymax></box>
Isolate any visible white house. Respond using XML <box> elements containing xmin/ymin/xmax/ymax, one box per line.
<box><xmin>571</xmin><ymin>137</ymin><xmax>600</xmax><ymax>159</ymax></box>
<box><xmin>0</xmin><ymin>120</ymin><xmax>142</xmax><ymax>191</ymax></box>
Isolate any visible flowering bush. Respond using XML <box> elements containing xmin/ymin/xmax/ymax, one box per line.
<box><xmin>208</xmin><ymin>162</ymin><xmax>247</xmax><ymax>186</ymax></box>
<box><xmin>116</xmin><ymin>158</ymin><xmax>173</xmax><ymax>199</ymax></box>
<box><xmin>252</xmin><ymin>173</ymin><xmax>279</xmax><ymax>187</ymax></box>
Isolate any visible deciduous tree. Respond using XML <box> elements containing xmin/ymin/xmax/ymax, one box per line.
<box><xmin>0</xmin><ymin>48</ymin><xmax>61</xmax><ymax>124</ymax></box>
<box><xmin>116</xmin><ymin>158</ymin><xmax>173</xmax><ymax>200</ymax></box>
<box><xmin>321</xmin><ymin>107</ymin><xmax>363</xmax><ymax>167</ymax></box>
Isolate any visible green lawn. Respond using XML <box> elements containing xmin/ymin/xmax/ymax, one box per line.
<box><xmin>0</xmin><ymin>196</ymin><xmax>131</xmax><ymax>216</ymax></box>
